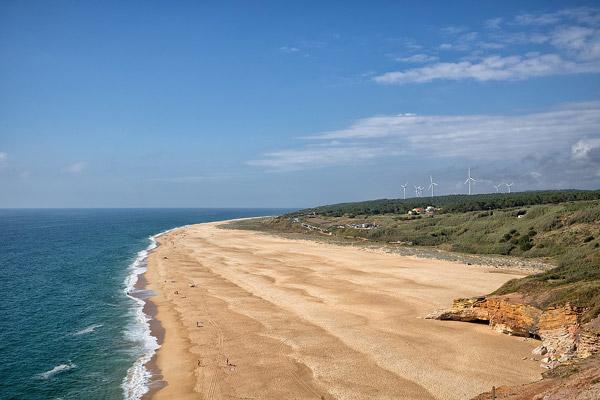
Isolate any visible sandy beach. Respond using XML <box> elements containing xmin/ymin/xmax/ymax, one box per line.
<box><xmin>144</xmin><ymin>221</ymin><xmax>542</xmax><ymax>400</ymax></box>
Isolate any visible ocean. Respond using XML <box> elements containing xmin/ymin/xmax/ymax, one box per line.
<box><xmin>0</xmin><ymin>208</ymin><xmax>287</xmax><ymax>400</ymax></box>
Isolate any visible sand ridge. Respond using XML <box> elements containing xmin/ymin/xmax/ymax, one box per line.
<box><xmin>145</xmin><ymin>221</ymin><xmax>542</xmax><ymax>400</ymax></box>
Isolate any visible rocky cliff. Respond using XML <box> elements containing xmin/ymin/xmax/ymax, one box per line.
<box><xmin>427</xmin><ymin>295</ymin><xmax>600</xmax><ymax>370</ymax></box>
<box><xmin>471</xmin><ymin>354</ymin><xmax>600</xmax><ymax>400</ymax></box>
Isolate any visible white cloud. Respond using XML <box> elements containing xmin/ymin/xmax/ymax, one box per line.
<box><xmin>280</xmin><ymin>46</ymin><xmax>300</xmax><ymax>53</ymax></box>
<box><xmin>479</xmin><ymin>42</ymin><xmax>505</xmax><ymax>50</ymax></box>
<box><xmin>247</xmin><ymin>143</ymin><xmax>402</xmax><ymax>171</ymax></box>
<box><xmin>485</xmin><ymin>17</ymin><xmax>503</xmax><ymax>30</ymax></box>
<box><xmin>248</xmin><ymin>102</ymin><xmax>600</xmax><ymax>170</ymax></box>
<box><xmin>441</xmin><ymin>26</ymin><xmax>468</xmax><ymax>35</ymax></box>
<box><xmin>374</xmin><ymin>53</ymin><xmax>600</xmax><ymax>84</ymax></box>
<box><xmin>396</xmin><ymin>54</ymin><xmax>438</xmax><ymax>63</ymax></box>
<box><xmin>514</xmin><ymin>12</ymin><xmax>562</xmax><ymax>26</ymax></box>
<box><xmin>572</xmin><ymin>138</ymin><xmax>600</xmax><ymax>160</ymax></box>
<box><xmin>64</xmin><ymin>161</ymin><xmax>87</xmax><ymax>174</ymax></box>
<box><xmin>377</xmin><ymin>7</ymin><xmax>600</xmax><ymax>84</ymax></box>
<box><xmin>437</xmin><ymin>31</ymin><xmax>480</xmax><ymax>52</ymax></box>
<box><xmin>398</xmin><ymin>39</ymin><xmax>423</xmax><ymax>50</ymax></box>
<box><xmin>0</xmin><ymin>152</ymin><xmax>7</xmax><ymax>172</ymax></box>
<box><xmin>551</xmin><ymin>26</ymin><xmax>600</xmax><ymax>60</ymax></box>
<box><xmin>514</xmin><ymin>7</ymin><xmax>600</xmax><ymax>27</ymax></box>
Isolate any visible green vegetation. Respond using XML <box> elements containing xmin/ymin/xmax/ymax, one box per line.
<box><xmin>295</xmin><ymin>190</ymin><xmax>600</xmax><ymax>216</ymax></box>
<box><xmin>230</xmin><ymin>191</ymin><xmax>600</xmax><ymax>320</ymax></box>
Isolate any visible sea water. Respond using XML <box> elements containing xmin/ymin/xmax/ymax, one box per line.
<box><xmin>0</xmin><ymin>208</ymin><xmax>286</xmax><ymax>399</ymax></box>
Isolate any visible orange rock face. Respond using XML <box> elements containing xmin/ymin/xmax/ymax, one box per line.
<box><xmin>484</xmin><ymin>297</ymin><xmax>542</xmax><ymax>336</ymax></box>
<box><xmin>427</xmin><ymin>296</ymin><xmax>599</xmax><ymax>369</ymax></box>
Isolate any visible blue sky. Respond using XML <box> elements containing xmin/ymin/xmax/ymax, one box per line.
<box><xmin>1</xmin><ymin>1</ymin><xmax>599</xmax><ymax>207</ymax></box>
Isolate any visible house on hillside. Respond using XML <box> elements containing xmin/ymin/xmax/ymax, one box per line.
<box><xmin>408</xmin><ymin>207</ymin><xmax>425</xmax><ymax>215</ymax></box>
<box><xmin>348</xmin><ymin>222</ymin><xmax>378</xmax><ymax>229</ymax></box>
<box><xmin>408</xmin><ymin>206</ymin><xmax>438</xmax><ymax>216</ymax></box>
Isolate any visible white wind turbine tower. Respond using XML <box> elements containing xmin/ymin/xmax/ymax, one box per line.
<box><xmin>505</xmin><ymin>182</ymin><xmax>514</xmax><ymax>193</ymax></box>
<box><xmin>465</xmin><ymin>168</ymin><xmax>477</xmax><ymax>195</ymax></box>
<box><xmin>494</xmin><ymin>184</ymin><xmax>501</xmax><ymax>193</ymax></box>
<box><xmin>414</xmin><ymin>185</ymin><xmax>424</xmax><ymax>197</ymax></box>
<box><xmin>428</xmin><ymin>176</ymin><xmax>438</xmax><ymax>198</ymax></box>
<box><xmin>400</xmin><ymin>183</ymin><xmax>408</xmax><ymax>200</ymax></box>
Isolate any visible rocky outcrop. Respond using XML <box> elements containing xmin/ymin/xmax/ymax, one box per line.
<box><xmin>471</xmin><ymin>354</ymin><xmax>600</xmax><ymax>400</ymax></box>
<box><xmin>427</xmin><ymin>295</ymin><xmax>600</xmax><ymax>369</ymax></box>
<box><xmin>428</xmin><ymin>295</ymin><xmax>542</xmax><ymax>336</ymax></box>
<box><xmin>577</xmin><ymin>316</ymin><xmax>600</xmax><ymax>359</ymax></box>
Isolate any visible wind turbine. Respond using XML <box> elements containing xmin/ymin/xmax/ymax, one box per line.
<box><xmin>494</xmin><ymin>184</ymin><xmax>501</xmax><ymax>193</ymax></box>
<box><xmin>400</xmin><ymin>183</ymin><xmax>408</xmax><ymax>200</ymax></box>
<box><xmin>414</xmin><ymin>185</ymin><xmax>424</xmax><ymax>197</ymax></box>
<box><xmin>465</xmin><ymin>168</ymin><xmax>477</xmax><ymax>195</ymax></box>
<box><xmin>428</xmin><ymin>176</ymin><xmax>438</xmax><ymax>197</ymax></box>
<box><xmin>505</xmin><ymin>182</ymin><xmax>514</xmax><ymax>193</ymax></box>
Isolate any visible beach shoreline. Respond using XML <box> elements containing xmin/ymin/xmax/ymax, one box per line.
<box><xmin>137</xmin><ymin>273</ymin><xmax>165</xmax><ymax>400</ymax></box>
<box><xmin>143</xmin><ymin>219</ymin><xmax>544</xmax><ymax>400</ymax></box>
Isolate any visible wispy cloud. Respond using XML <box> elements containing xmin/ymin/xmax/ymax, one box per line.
<box><xmin>396</xmin><ymin>54</ymin><xmax>438</xmax><ymax>63</ymax></box>
<box><xmin>514</xmin><ymin>7</ymin><xmax>600</xmax><ymax>27</ymax></box>
<box><xmin>572</xmin><ymin>138</ymin><xmax>600</xmax><ymax>161</ymax></box>
<box><xmin>375</xmin><ymin>53</ymin><xmax>599</xmax><ymax>83</ymax></box>
<box><xmin>64</xmin><ymin>161</ymin><xmax>87</xmax><ymax>174</ymax></box>
<box><xmin>441</xmin><ymin>25</ymin><xmax>469</xmax><ymax>35</ymax></box>
<box><xmin>279</xmin><ymin>39</ymin><xmax>327</xmax><ymax>57</ymax></box>
<box><xmin>485</xmin><ymin>17</ymin><xmax>503</xmax><ymax>30</ymax></box>
<box><xmin>148</xmin><ymin>174</ymin><xmax>232</xmax><ymax>183</ymax></box>
<box><xmin>397</xmin><ymin>38</ymin><xmax>423</xmax><ymax>50</ymax></box>
<box><xmin>375</xmin><ymin>6</ymin><xmax>600</xmax><ymax>84</ymax></box>
<box><xmin>279</xmin><ymin>46</ymin><xmax>300</xmax><ymax>53</ymax></box>
<box><xmin>0</xmin><ymin>152</ymin><xmax>7</xmax><ymax>163</ymax></box>
<box><xmin>247</xmin><ymin>143</ymin><xmax>402</xmax><ymax>171</ymax></box>
<box><xmin>248</xmin><ymin>102</ymin><xmax>600</xmax><ymax>172</ymax></box>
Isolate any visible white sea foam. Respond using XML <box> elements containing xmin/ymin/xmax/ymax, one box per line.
<box><xmin>73</xmin><ymin>324</ymin><xmax>103</xmax><ymax>336</ymax></box>
<box><xmin>37</xmin><ymin>362</ymin><xmax>76</xmax><ymax>380</ymax></box>
<box><xmin>121</xmin><ymin>227</ymin><xmax>180</xmax><ymax>400</ymax></box>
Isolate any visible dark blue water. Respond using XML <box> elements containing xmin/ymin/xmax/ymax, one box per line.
<box><xmin>0</xmin><ymin>209</ymin><xmax>287</xmax><ymax>400</ymax></box>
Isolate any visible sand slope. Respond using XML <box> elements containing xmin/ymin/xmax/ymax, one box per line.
<box><xmin>145</xmin><ymin>221</ymin><xmax>542</xmax><ymax>400</ymax></box>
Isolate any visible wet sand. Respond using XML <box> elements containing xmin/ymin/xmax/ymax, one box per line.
<box><xmin>145</xmin><ymin>220</ymin><xmax>542</xmax><ymax>400</ymax></box>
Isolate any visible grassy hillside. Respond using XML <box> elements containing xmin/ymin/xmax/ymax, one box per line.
<box><xmin>230</xmin><ymin>195</ymin><xmax>600</xmax><ymax>320</ymax></box>
<box><xmin>296</xmin><ymin>190</ymin><xmax>600</xmax><ymax>216</ymax></box>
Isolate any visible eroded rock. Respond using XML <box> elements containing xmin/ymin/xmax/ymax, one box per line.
<box><xmin>427</xmin><ymin>295</ymin><xmax>599</xmax><ymax>369</ymax></box>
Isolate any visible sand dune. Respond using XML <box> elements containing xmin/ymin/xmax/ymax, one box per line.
<box><xmin>145</xmin><ymin>221</ymin><xmax>542</xmax><ymax>400</ymax></box>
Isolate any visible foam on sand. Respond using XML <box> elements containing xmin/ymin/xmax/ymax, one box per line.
<box><xmin>121</xmin><ymin>228</ymin><xmax>178</xmax><ymax>400</ymax></box>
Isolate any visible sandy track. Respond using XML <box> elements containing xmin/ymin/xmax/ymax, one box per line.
<box><xmin>145</xmin><ymin>221</ymin><xmax>542</xmax><ymax>400</ymax></box>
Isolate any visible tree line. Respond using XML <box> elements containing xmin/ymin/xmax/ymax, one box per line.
<box><xmin>290</xmin><ymin>190</ymin><xmax>600</xmax><ymax>217</ymax></box>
